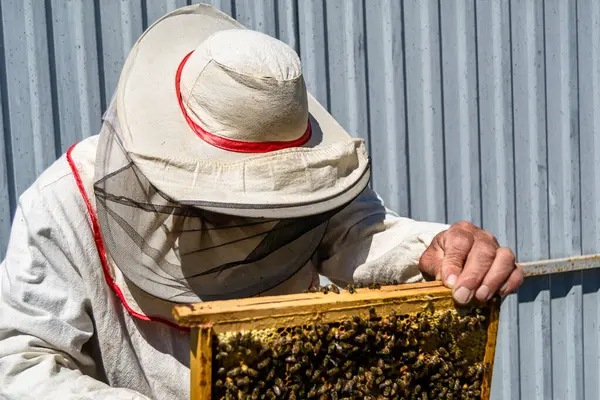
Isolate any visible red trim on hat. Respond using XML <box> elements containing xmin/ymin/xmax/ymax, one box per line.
<box><xmin>66</xmin><ymin>143</ymin><xmax>189</xmax><ymax>333</ymax></box>
<box><xmin>175</xmin><ymin>51</ymin><xmax>312</xmax><ymax>153</ymax></box>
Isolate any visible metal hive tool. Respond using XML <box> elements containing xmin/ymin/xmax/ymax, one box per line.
<box><xmin>173</xmin><ymin>281</ymin><xmax>500</xmax><ymax>400</ymax></box>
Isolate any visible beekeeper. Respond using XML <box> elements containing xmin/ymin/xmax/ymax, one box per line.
<box><xmin>0</xmin><ymin>4</ymin><xmax>523</xmax><ymax>400</ymax></box>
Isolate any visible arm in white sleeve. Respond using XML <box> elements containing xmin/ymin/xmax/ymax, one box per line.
<box><xmin>0</xmin><ymin>200</ymin><xmax>149</xmax><ymax>400</ymax></box>
<box><xmin>318</xmin><ymin>188</ymin><xmax>450</xmax><ymax>286</ymax></box>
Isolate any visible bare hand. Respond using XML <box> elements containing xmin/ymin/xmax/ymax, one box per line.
<box><xmin>418</xmin><ymin>221</ymin><xmax>524</xmax><ymax>305</ymax></box>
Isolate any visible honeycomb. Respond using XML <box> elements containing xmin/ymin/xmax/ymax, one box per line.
<box><xmin>210</xmin><ymin>285</ymin><xmax>492</xmax><ymax>400</ymax></box>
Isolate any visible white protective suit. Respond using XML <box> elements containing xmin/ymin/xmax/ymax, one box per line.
<box><xmin>0</xmin><ymin>135</ymin><xmax>449</xmax><ymax>399</ymax></box>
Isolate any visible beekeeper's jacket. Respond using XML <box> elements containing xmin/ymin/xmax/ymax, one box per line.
<box><xmin>0</xmin><ymin>136</ymin><xmax>448</xmax><ymax>399</ymax></box>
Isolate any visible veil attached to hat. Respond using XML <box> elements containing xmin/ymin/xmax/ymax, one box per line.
<box><xmin>92</xmin><ymin>100</ymin><xmax>345</xmax><ymax>304</ymax></box>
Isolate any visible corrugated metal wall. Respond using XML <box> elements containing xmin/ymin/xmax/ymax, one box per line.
<box><xmin>0</xmin><ymin>0</ymin><xmax>599</xmax><ymax>398</ymax></box>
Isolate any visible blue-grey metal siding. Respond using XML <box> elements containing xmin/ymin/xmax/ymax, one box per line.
<box><xmin>0</xmin><ymin>1</ymin><xmax>599</xmax><ymax>398</ymax></box>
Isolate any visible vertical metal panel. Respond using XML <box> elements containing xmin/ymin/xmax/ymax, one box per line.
<box><xmin>1</xmin><ymin>1</ymin><xmax>600</xmax><ymax>398</ymax></box>
<box><xmin>511</xmin><ymin>0</ymin><xmax>549</xmax><ymax>262</ymax></box>
<box><xmin>194</xmin><ymin>0</ymin><xmax>234</xmax><ymax>17</ymax></box>
<box><xmin>545</xmin><ymin>0</ymin><xmax>581</xmax><ymax>260</ymax></box>
<box><xmin>275</xmin><ymin>0</ymin><xmax>299</xmax><ymax>53</ymax></box>
<box><xmin>582</xmin><ymin>268</ymin><xmax>600</xmax><ymax>400</ymax></box>
<box><xmin>145</xmin><ymin>0</ymin><xmax>188</xmax><ymax>27</ymax></box>
<box><xmin>96</xmin><ymin>0</ymin><xmax>143</xmax><ymax>110</ymax></box>
<box><xmin>0</xmin><ymin>58</ymin><xmax>8</xmax><ymax>260</ymax></box>
<box><xmin>403</xmin><ymin>0</ymin><xmax>445</xmax><ymax>223</ymax></box>
<box><xmin>49</xmin><ymin>0</ymin><xmax>103</xmax><ymax>153</ymax></box>
<box><xmin>439</xmin><ymin>0</ymin><xmax>481</xmax><ymax>226</ymax></box>
<box><xmin>517</xmin><ymin>275</ymin><xmax>553</xmax><ymax>400</ymax></box>
<box><xmin>325</xmin><ymin>0</ymin><xmax>369</xmax><ymax>146</ymax></box>
<box><xmin>297</xmin><ymin>0</ymin><xmax>328</xmax><ymax>107</ymax></box>
<box><xmin>1</xmin><ymin>0</ymin><xmax>56</xmax><ymax>203</ymax></box>
<box><xmin>551</xmin><ymin>271</ymin><xmax>584</xmax><ymax>400</ymax></box>
<box><xmin>234</xmin><ymin>0</ymin><xmax>277</xmax><ymax>38</ymax></box>
<box><xmin>475</xmin><ymin>0</ymin><xmax>516</xmax><ymax>250</ymax></box>
<box><xmin>364</xmin><ymin>0</ymin><xmax>409</xmax><ymax>215</ymax></box>
<box><xmin>578</xmin><ymin>0</ymin><xmax>600</xmax><ymax>256</ymax></box>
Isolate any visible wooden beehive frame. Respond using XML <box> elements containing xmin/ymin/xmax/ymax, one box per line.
<box><xmin>173</xmin><ymin>281</ymin><xmax>500</xmax><ymax>400</ymax></box>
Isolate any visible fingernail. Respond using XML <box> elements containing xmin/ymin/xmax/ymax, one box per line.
<box><xmin>499</xmin><ymin>282</ymin><xmax>509</xmax><ymax>296</ymax></box>
<box><xmin>454</xmin><ymin>287</ymin><xmax>473</xmax><ymax>304</ymax></box>
<box><xmin>475</xmin><ymin>285</ymin><xmax>491</xmax><ymax>301</ymax></box>
<box><xmin>446</xmin><ymin>274</ymin><xmax>457</xmax><ymax>288</ymax></box>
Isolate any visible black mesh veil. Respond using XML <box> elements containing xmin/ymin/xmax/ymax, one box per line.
<box><xmin>92</xmin><ymin>104</ymin><xmax>343</xmax><ymax>303</ymax></box>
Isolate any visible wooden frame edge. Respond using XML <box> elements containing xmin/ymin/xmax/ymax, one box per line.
<box><xmin>480</xmin><ymin>296</ymin><xmax>501</xmax><ymax>400</ymax></box>
<box><xmin>190</xmin><ymin>325</ymin><xmax>214</xmax><ymax>400</ymax></box>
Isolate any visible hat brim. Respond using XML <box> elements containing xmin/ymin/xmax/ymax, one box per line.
<box><xmin>113</xmin><ymin>4</ymin><xmax>371</xmax><ymax>218</ymax></box>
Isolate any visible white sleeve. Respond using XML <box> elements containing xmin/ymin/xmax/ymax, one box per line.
<box><xmin>0</xmin><ymin>200</ymin><xmax>149</xmax><ymax>399</ymax></box>
<box><xmin>318</xmin><ymin>188</ymin><xmax>450</xmax><ymax>286</ymax></box>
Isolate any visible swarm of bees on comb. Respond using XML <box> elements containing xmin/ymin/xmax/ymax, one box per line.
<box><xmin>210</xmin><ymin>282</ymin><xmax>494</xmax><ymax>400</ymax></box>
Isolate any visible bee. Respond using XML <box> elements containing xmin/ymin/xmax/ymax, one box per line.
<box><xmin>215</xmin><ymin>351</ymin><xmax>228</xmax><ymax>360</ymax></box>
<box><xmin>273</xmin><ymin>385</ymin><xmax>282</xmax><ymax>396</ymax></box>
<box><xmin>330</xmin><ymin>284</ymin><xmax>340</xmax><ymax>294</ymax></box>
<box><xmin>289</xmin><ymin>363</ymin><xmax>302</xmax><ymax>374</ymax></box>
<box><xmin>354</xmin><ymin>333</ymin><xmax>368</xmax><ymax>344</ymax></box>
<box><xmin>413</xmin><ymin>354</ymin><xmax>426</xmax><ymax>369</ymax></box>
<box><xmin>257</xmin><ymin>358</ymin><xmax>270</xmax><ymax>370</ymax></box>
<box><xmin>218</xmin><ymin>342</ymin><xmax>233</xmax><ymax>352</ymax></box>
<box><xmin>236</xmin><ymin>376</ymin><xmax>250</xmax><ymax>387</ymax></box>
<box><xmin>285</xmin><ymin>356</ymin><xmax>297</xmax><ymax>363</ymax></box>
<box><xmin>340</xmin><ymin>330</ymin><xmax>356</xmax><ymax>340</ymax></box>
<box><xmin>467</xmin><ymin>318</ymin><xmax>479</xmax><ymax>331</ymax></box>
<box><xmin>226</xmin><ymin>367</ymin><xmax>241</xmax><ymax>378</ymax></box>
<box><xmin>334</xmin><ymin>379</ymin><xmax>343</xmax><ymax>391</ymax></box>
<box><xmin>343</xmin><ymin>379</ymin><xmax>355</xmax><ymax>393</ymax></box>
<box><xmin>436</xmin><ymin>347</ymin><xmax>450</xmax><ymax>358</ymax></box>
<box><xmin>313</xmin><ymin>340</ymin><xmax>322</xmax><ymax>354</ymax></box>
<box><xmin>317</xmin><ymin>384</ymin><xmax>329</xmax><ymax>395</ymax></box>
<box><xmin>327</xmin><ymin>367</ymin><xmax>341</xmax><ymax>376</ymax></box>
<box><xmin>326</xmin><ymin>330</ymin><xmax>335</xmax><ymax>342</ymax></box>
<box><xmin>214</xmin><ymin>379</ymin><xmax>224</xmax><ymax>387</ymax></box>
<box><xmin>292</xmin><ymin>341</ymin><xmax>302</xmax><ymax>355</ymax></box>
<box><xmin>251</xmin><ymin>387</ymin><xmax>260</xmax><ymax>400</ymax></box>
<box><xmin>378</xmin><ymin>379</ymin><xmax>392</xmax><ymax>389</ymax></box>
<box><xmin>246</xmin><ymin>368</ymin><xmax>259</xmax><ymax>378</ymax></box>
<box><xmin>323</xmin><ymin>355</ymin><xmax>337</xmax><ymax>367</ymax></box>
<box><xmin>320</xmin><ymin>286</ymin><xmax>329</xmax><ymax>294</ymax></box>
<box><xmin>224</xmin><ymin>380</ymin><xmax>238</xmax><ymax>392</ymax></box>
<box><xmin>453</xmin><ymin>378</ymin><xmax>461</xmax><ymax>392</ymax></box>
<box><xmin>466</xmin><ymin>365</ymin><xmax>477</xmax><ymax>378</ymax></box>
